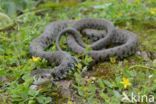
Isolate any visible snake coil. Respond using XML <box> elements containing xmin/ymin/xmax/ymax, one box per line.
<box><xmin>30</xmin><ymin>18</ymin><xmax>138</xmax><ymax>85</ymax></box>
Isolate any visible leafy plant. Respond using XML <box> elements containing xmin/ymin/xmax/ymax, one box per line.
<box><xmin>0</xmin><ymin>0</ymin><xmax>36</xmax><ymax>17</ymax></box>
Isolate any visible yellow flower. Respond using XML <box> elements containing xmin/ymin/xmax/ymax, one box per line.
<box><xmin>32</xmin><ymin>56</ymin><xmax>41</xmax><ymax>62</ymax></box>
<box><xmin>120</xmin><ymin>77</ymin><xmax>131</xmax><ymax>89</ymax></box>
<box><xmin>150</xmin><ymin>8</ymin><xmax>156</xmax><ymax>15</ymax></box>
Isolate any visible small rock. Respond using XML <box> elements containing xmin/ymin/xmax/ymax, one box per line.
<box><xmin>0</xmin><ymin>76</ymin><xmax>7</xmax><ymax>82</ymax></box>
<box><xmin>136</xmin><ymin>51</ymin><xmax>150</xmax><ymax>61</ymax></box>
<box><xmin>56</xmin><ymin>80</ymin><xmax>73</xmax><ymax>98</ymax></box>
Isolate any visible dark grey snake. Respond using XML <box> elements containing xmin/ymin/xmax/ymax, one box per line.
<box><xmin>30</xmin><ymin>18</ymin><xmax>138</xmax><ymax>86</ymax></box>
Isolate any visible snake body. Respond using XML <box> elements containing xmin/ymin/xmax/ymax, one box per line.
<box><xmin>65</xmin><ymin>29</ymin><xmax>138</xmax><ymax>61</ymax></box>
<box><xmin>30</xmin><ymin>18</ymin><xmax>138</xmax><ymax>85</ymax></box>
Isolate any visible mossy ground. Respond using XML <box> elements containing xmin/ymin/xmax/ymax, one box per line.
<box><xmin>0</xmin><ymin>0</ymin><xmax>156</xmax><ymax>104</ymax></box>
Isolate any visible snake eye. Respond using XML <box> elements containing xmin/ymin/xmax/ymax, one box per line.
<box><xmin>41</xmin><ymin>75</ymin><xmax>45</xmax><ymax>79</ymax></box>
<box><xmin>60</xmin><ymin>69</ymin><xmax>64</xmax><ymax>75</ymax></box>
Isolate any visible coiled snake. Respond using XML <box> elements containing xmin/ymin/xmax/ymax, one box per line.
<box><xmin>30</xmin><ymin>18</ymin><xmax>138</xmax><ymax>85</ymax></box>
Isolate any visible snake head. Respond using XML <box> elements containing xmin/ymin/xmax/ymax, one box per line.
<box><xmin>63</xmin><ymin>52</ymin><xmax>79</xmax><ymax>70</ymax></box>
<box><xmin>31</xmin><ymin>69</ymin><xmax>53</xmax><ymax>85</ymax></box>
<box><xmin>50</xmin><ymin>52</ymin><xmax>79</xmax><ymax>80</ymax></box>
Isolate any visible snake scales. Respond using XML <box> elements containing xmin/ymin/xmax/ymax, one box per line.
<box><xmin>30</xmin><ymin>18</ymin><xmax>138</xmax><ymax>85</ymax></box>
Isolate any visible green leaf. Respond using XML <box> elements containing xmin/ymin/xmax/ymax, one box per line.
<box><xmin>97</xmin><ymin>79</ymin><xmax>105</xmax><ymax>88</ymax></box>
<box><xmin>28</xmin><ymin>89</ymin><xmax>39</xmax><ymax>97</ymax></box>
<box><xmin>36</xmin><ymin>96</ymin><xmax>52</xmax><ymax>104</ymax></box>
<box><xmin>0</xmin><ymin>69</ymin><xmax>6</xmax><ymax>76</ymax></box>
<box><xmin>113</xmin><ymin>90</ymin><xmax>121</xmax><ymax>98</ymax></box>
<box><xmin>103</xmin><ymin>80</ymin><xmax>113</xmax><ymax>88</ymax></box>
